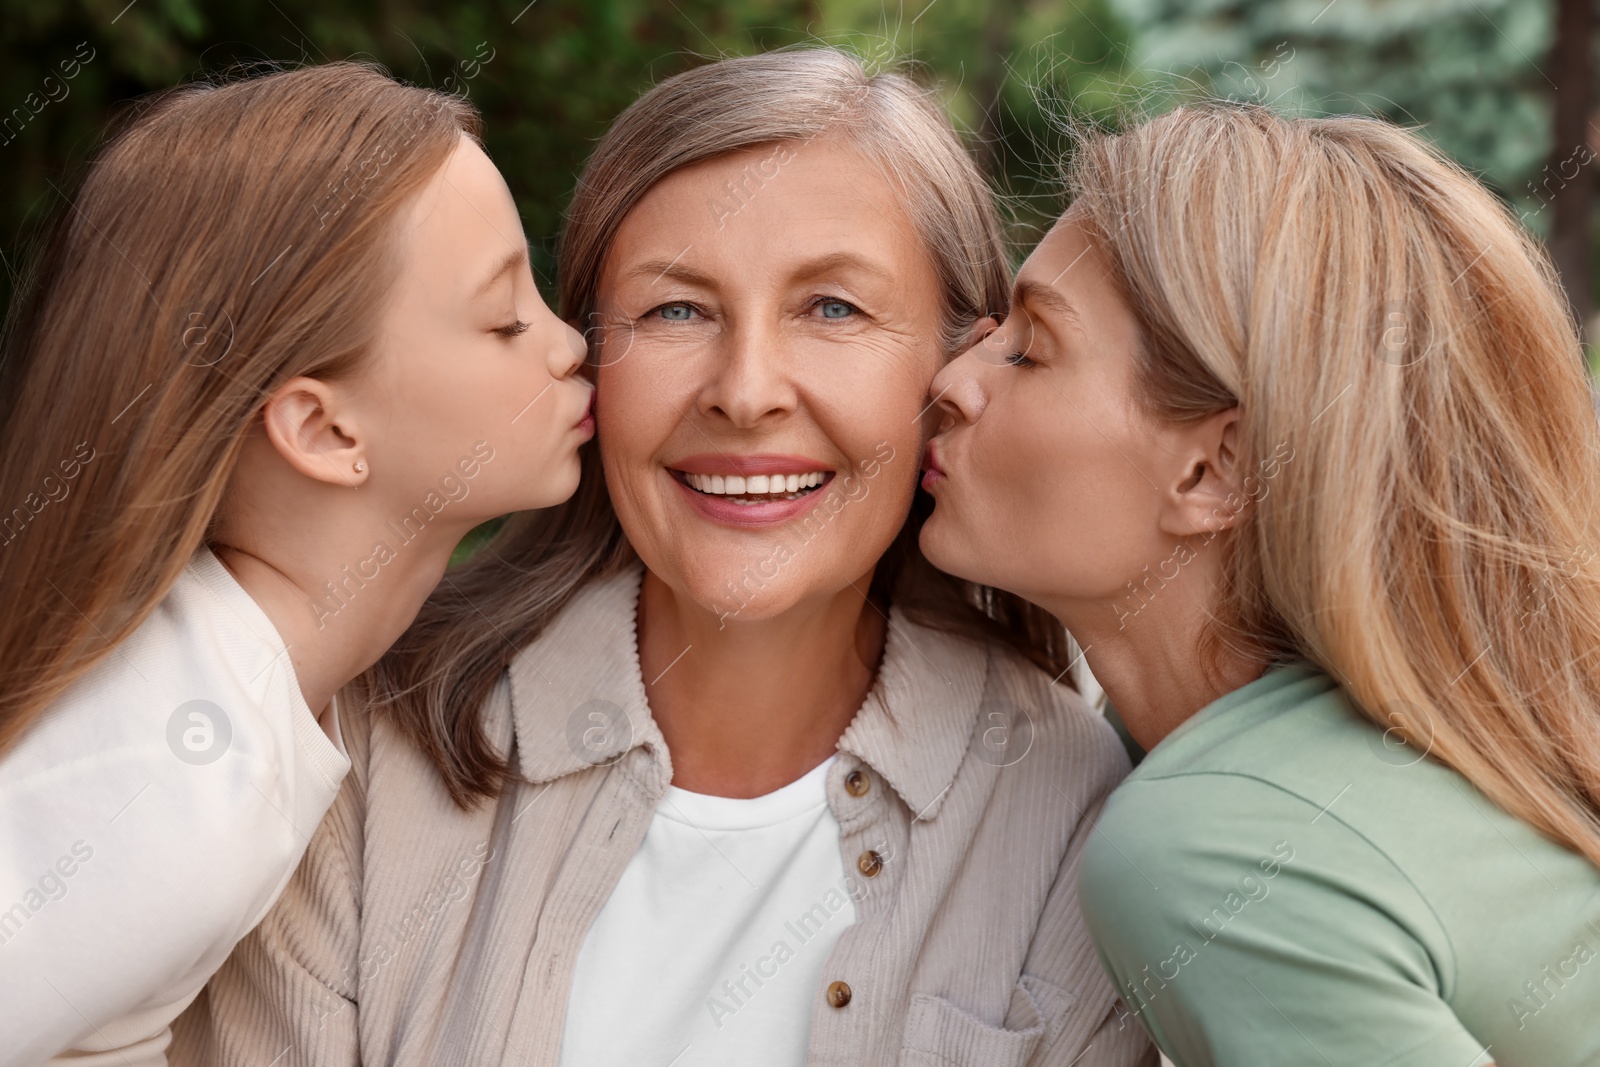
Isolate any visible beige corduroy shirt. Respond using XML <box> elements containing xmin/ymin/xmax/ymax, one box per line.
<box><xmin>171</xmin><ymin>563</ymin><xmax>1154</xmax><ymax>1067</ymax></box>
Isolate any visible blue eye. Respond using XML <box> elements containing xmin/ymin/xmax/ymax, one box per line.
<box><xmin>655</xmin><ymin>303</ymin><xmax>694</xmax><ymax>322</ymax></box>
<box><xmin>819</xmin><ymin>299</ymin><xmax>856</xmax><ymax>320</ymax></box>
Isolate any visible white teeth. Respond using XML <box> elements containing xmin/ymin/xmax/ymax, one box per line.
<box><xmin>680</xmin><ymin>469</ymin><xmax>831</xmax><ymax>498</ymax></box>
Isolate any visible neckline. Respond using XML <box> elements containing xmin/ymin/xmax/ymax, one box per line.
<box><xmin>1133</xmin><ymin>659</ymin><xmax>1325</xmax><ymax>771</ymax></box>
<box><xmin>655</xmin><ymin>754</ymin><xmax>837</xmax><ymax>831</ymax></box>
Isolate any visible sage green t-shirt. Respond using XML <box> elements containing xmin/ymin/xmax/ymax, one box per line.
<box><xmin>1079</xmin><ymin>663</ymin><xmax>1600</xmax><ymax>1066</ymax></box>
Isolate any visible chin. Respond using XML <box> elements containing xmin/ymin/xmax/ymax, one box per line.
<box><xmin>664</xmin><ymin>546</ymin><xmax>861</xmax><ymax>627</ymax></box>
<box><xmin>511</xmin><ymin>468</ymin><xmax>575</xmax><ymax>514</ymax></box>
<box><xmin>918</xmin><ymin>514</ymin><xmax>979</xmax><ymax>584</ymax></box>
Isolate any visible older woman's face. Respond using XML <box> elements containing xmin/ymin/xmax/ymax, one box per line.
<box><xmin>593</xmin><ymin>136</ymin><xmax>945</xmax><ymax>622</ymax></box>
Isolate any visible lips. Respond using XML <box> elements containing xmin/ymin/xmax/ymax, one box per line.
<box><xmin>574</xmin><ymin>388</ymin><xmax>595</xmax><ymax>434</ymax></box>
<box><xmin>920</xmin><ymin>440</ymin><xmax>945</xmax><ymax>491</ymax></box>
<box><xmin>666</xmin><ymin>453</ymin><xmax>838</xmax><ymax>528</ymax></box>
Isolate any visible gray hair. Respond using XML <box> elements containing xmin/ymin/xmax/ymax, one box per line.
<box><xmin>558</xmin><ymin>47</ymin><xmax>1011</xmax><ymax>357</ymax></box>
<box><xmin>370</xmin><ymin>48</ymin><xmax>1073</xmax><ymax>811</ymax></box>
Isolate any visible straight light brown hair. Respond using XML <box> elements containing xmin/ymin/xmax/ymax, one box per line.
<box><xmin>369</xmin><ymin>48</ymin><xmax>1076</xmax><ymax>809</ymax></box>
<box><xmin>0</xmin><ymin>62</ymin><xmax>478</xmax><ymax>757</ymax></box>
<box><xmin>1072</xmin><ymin>102</ymin><xmax>1600</xmax><ymax>866</ymax></box>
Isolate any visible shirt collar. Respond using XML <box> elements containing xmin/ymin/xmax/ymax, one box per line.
<box><xmin>505</xmin><ymin>560</ymin><xmax>991</xmax><ymax>819</ymax></box>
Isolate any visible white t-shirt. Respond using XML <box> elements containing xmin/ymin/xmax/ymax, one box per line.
<box><xmin>0</xmin><ymin>546</ymin><xmax>350</xmax><ymax>1067</ymax></box>
<box><xmin>559</xmin><ymin>756</ymin><xmax>857</xmax><ymax>1067</ymax></box>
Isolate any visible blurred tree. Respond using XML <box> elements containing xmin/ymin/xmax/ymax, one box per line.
<box><xmin>1543</xmin><ymin>0</ymin><xmax>1595</xmax><ymax>330</ymax></box>
<box><xmin>0</xmin><ymin>0</ymin><xmax>1136</xmax><ymax>316</ymax></box>
<box><xmin>1110</xmin><ymin>0</ymin><xmax>1552</xmax><ymax>195</ymax></box>
<box><xmin>1107</xmin><ymin>0</ymin><xmax>1600</xmax><ymax>336</ymax></box>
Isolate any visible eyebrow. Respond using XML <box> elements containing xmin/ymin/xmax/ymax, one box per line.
<box><xmin>626</xmin><ymin>259</ymin><xmax>719</xmax><ymax>289</ymax></box>
<box><xmin>789</xmin><ymin>251</ymin><xmax>894</xmax><ymax>284</ymax></box>
<box><xmin>1013</xmin><ymin>279</ymin><xmax>1083</xmax><ymax>329</ymax></box>
<box><xmin>472</xmin><ymin>246</ymin><xmax>528</xmax><ymax>300</ymax></box>
<box><xmin>622</xmin><ymin>250</ymin><xmax>893</xmax><ymax>291</ymax></box>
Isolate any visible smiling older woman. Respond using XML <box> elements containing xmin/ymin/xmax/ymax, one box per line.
<box><xmin>170</xmin><ymin>49</ymin><xmax>1153</xmax><ymax>1067</ymax></box>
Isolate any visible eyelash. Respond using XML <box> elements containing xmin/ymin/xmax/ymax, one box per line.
<box><xmin>810</xmin><ymin>296</ymin><xmax>859</xmax><ymax>318</ymax></box>
<box><xmin>1005</xmin><ymin>351</ymin><xmax>1035</xmax><ymax>368</ymax></box>
<box><xmin>647</xmin><ymin>302</ymin><xmax>700</xmax><ymax>322</ymax></box>
<box><xmin>642</xmin><ymin>297</ymin><xmax>860</xmax><ymax>322</ymax></box>
<box><xmin>494</xmin><ymin>319</ymin><xmax>531</xmax><ymax>338</ymax></box>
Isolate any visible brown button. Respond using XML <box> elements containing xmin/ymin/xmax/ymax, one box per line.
<box><xmin>857</xmin><ymin>849</ymin><xmax>883</xmax><ymax>877</ymax></box>
<box><xmin>844</xmin><ymin>769</ymin><xmax>870</xmax><ymax>797</ymax></box>
<box><xmin>826</xmin><ymin>980</ymin><xmax>852</xmax><ymax>1008</ymax></box>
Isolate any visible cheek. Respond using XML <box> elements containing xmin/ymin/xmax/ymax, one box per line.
<box><xmin>975</xmin><ymin>384</ymin><xmax>1164</xmax><ymax>594</ymax></box>
<box><xmin>595</xmin><ymin>357</ymin><xmax>674</xmax><ymax>461</ymax></box>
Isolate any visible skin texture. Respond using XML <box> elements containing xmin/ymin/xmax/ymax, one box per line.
<box><xmin>920</xmin><ymin>211</ymin><xmax>1262</xmax><ymax>751</ymax></box>
<box><xmin>593</xmin><ymin>135</ymin><xmax>956</xmax><ymax>797</ymax></box>
<box><xmin>212</xmin><ymin>134</ymin><xmax>593</xmax><ymax>729</ymax></box>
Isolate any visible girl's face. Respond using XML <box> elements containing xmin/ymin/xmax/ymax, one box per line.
<box><xmin>358</xmin><ymin>135</ymin><xmax>593</xmax><ymax>521</ymax></box>
<box><xmin>592</xmin><ymin>136</ymin><xmax>946</xmax><ymax>623</ymax></box>
<box><xmin>919</xmin><ymin>214</ymin><xmax>1219</xmax><ymax>624</ymax></box>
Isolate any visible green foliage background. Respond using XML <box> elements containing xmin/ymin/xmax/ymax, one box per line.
<box><xmin>0</xmin><ymin>0</ymin><xmax>1571</xmax><ymax>311</ymax></box>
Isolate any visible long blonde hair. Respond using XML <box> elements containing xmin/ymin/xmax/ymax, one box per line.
<box><xmin>0</xmin><ymin>63</ymin><xmax>477</xmax><ymax>756</ymax></box>
<box><xmin>371</xmin><ymin>48</ymin><xmax>1076</xmax><ymax>809</ymax></box>
<box><xmin>1073</xmin><ymin>103</ymin><xmax>1600</xmax><ymax>866</ymax></box>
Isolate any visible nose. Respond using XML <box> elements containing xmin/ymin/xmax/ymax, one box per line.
<box><xmin>552</xmin><ymin>320</ymin><xmax>587</xmax><ymax>380</ymax></box>
<box><xmin>695</xmin><ymin>319</ymin><xmax>797</xmax><ymax>427</ymax></box>
<box><xmin>930</xmin><ymin>346</ymin><xmax>987</xmax><ymax>429</ymax></box>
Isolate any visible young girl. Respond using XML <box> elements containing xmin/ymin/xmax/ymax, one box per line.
<box><xmin>0</xmin><ymin>62</ymin><xmax>592</xmax><ymax>1066</ymax></box>
<box><xmin>919</xmin><ymin>104</ymin><xmax>1600</xmax><ymax>1064</ymax></box>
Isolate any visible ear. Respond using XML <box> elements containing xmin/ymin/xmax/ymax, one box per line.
<box><xmin>1157</xmin><ymin>406</ymin><xmax>1244</xmax><ymax>539</ymax></box>
<box><xmin>260</xmin><ymin>376</ymin><xmax>368</xmax><ymax>487</ymax></box>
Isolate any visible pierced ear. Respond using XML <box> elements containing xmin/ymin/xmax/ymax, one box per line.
<box><xmin>260</xmin><ymin>376</ymin><xmax>367</xmax><ymax>487</ymax></box>
<box><xmin>1158</xmin><ymin>406</ymin><xmax>1244</xmax><ymax>539</ymax></box>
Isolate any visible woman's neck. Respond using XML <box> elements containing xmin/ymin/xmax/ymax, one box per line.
<box><xmin>638</xmin><ymin>566</ymin><xmax>887</xmax><ymax>798</ymax></box>
<box><xmin>210</xmin><ymin>507</ymin><xmax>467</xmax><ymax>732</ymax></box>
<box><xmin>1051</xmin><ymin>559</ymin><xmax>1266</xmax><ymax>754</ymax></box>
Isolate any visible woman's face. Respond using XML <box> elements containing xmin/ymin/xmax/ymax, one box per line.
<box><xmin>360</xmin><ymin>135</ymin><xmax>594</xmax><ymax>521</ymax></box>
<box><xmin>919</xmin><ymin>214</ymin><xmax>1199</xmax><ymax>620</ymax></box>
<box><xmin>593</xmin><ymin>136</ymin><xmax>946</xmax><ymax>623</ymax></box>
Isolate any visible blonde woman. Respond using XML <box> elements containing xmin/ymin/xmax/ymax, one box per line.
<box><xmin>174</xmin><ymin>50</ymin><xmax>1155</xmax><ymax>1067</ymax></box>
<box><xmin>0</xmin><ymin>64</ymin><xmax>592</xmax><ymax>1065</ymax></box>
<box><xmin>919</xmin><ymin>102</ymin><xmax>1600</xmax><ymax>1065</ymax></box>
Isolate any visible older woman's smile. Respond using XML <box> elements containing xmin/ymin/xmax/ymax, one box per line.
<box><xmin>667</xmin><ymin>452</ymin><xmax>837</xmax><ymax>526</ymax></box>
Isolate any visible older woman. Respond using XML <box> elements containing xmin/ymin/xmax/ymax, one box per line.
<box><xmin>173</xmin><ymin>50</ymin><xmax>1153</xmax><ymax>1067</ymax></box>
<box><xmin>919</xmin><ymin>104</ymin><xmax>1600</xmax><ymax>1065</ymax></box>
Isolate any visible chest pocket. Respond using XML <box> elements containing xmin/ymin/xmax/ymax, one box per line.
<box><xmin>900</xmin><ymin>975</ymin><xmax>1076</xmax><ymax>1067</ymax></box>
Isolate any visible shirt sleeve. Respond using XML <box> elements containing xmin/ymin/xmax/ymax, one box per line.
<box><xmin>169</xmin><ymin>721</ymin><xmax>369</xmax><ymax>1067</ymax></box>
<box><xmin>0</xmin><ymin>743</ymin><xmax>303</xmax><ymax>1067</ymax></box>
<box><xmin>1076</xmin><ymin>773</ymin><xmax>1493</xmax><ymax>1067</ymax></box>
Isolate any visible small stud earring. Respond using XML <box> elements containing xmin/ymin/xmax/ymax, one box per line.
<box><xmin>353</xmin><ymin>462</ymin><xmax>366</xmax><ymax>474</ymax></box>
